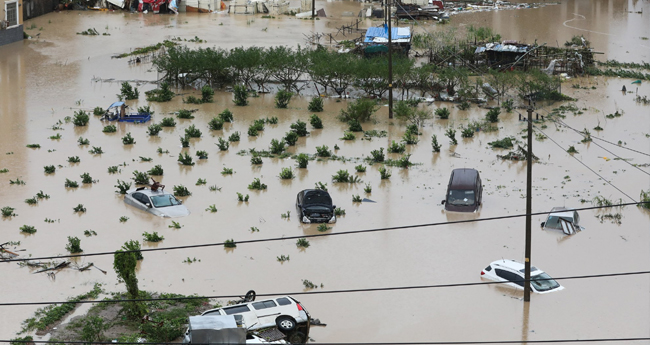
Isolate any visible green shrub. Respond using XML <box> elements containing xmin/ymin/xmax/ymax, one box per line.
<box><xmin>296</xmin><ymin>238</ymin><xmax>310</xmax><ymax>248</ymax></box>
<box><xmin>402</xmin><ymin>131</ymin><xmax>419</xmax><ymax>144</ymax></box>
<box><xmin>310</xmin><ymin>114</ymin><xmax>323</xmax><ymax>130</ymax></box>
<box><xmin>130</xmin><ymin>171</ymin><xmax>148</xmax><ymax>185</ymax></box>
<box><xmin>208</xmin><ymin>117</ymin><xmax>224</xmax><ymax>130</ymax></box>
<box><xmin>108</xmin><ymin>166</ymin><xmax>119</xmax><ymax>174</ymax></box>
<box><xmin>387</xmin><ymin>140</ymin><xmax>406</xmax><ymax>153</ymax></box>
<box><xmin>370</xmin><ymin>148</ymin><xmax>385</xmax><ymax>162</ymax></box>
<box><xmin>431</xmin><ymin>135</ymin><xmax>441</xmax><ymax>152</ymax></box>
<box><xmin>178</xmin><ymin>152</ymin><xmax>194</xmax><ymax>166</ymax></box>
<box><xmin>81</xmin><ymin>172</ymin><xmax>95</xmax><ymax>184</ymax></box>
<box><xmin>461</xmin><ymin>127</ymin><xmax>475</xmax><ymax>138</ymax></box>
<box><xmin>217</xmin><ymin>137</ymin><xmax>229</xmax><ymax>151</ymax></box>
<box><xmin>275</xmin><ymin>89</ymin><xmax>293</xmax><ymax>108</ymax></box>
<box><xmin>445</xmin><ymin>128</ymin><xmax>458</xmax><ymax>145</ymax></box>
<box><xmin>120</xmin><ymin>82</ymin><xmax>139</xmax><ymax>100</ymax></box>
<box><xmin>639</xmin><ymin>190</ymin><xmax>650</xmax><ymax>210</ymax></box>
<box><xmin>102</xmin><ymin>125</ymin><xmax>117</xmax><ymax>133</ymax></box>
<box><xmin>290</xmin><ymin>120</ymin><xmax>308</xmax><ymax>136</ymax></box>
<box><xmin>201</xmin><ymin>85</ymin><xmax>214</xmax><ymax>103</ymax></box>
<box><xmin>137</xmin><ymin>105</ymin><xmax>154</xmax><ymax>115</ymax></box>
<box><xmin>2</xmin><ymin>206</ymin><xmax>16</xmax><ymax>217</ymax></box>
<box><xmin>488</xmin><ymin>137</ymin><xmax>515</xmax><ymax>149</ymax></box>
<box><xmin>338</xmin><ymin>98</ymin><xmax>378</xmax><ymax>122</ymax></box>
<box><xmin>457</xmin><ymin>101</ymin><xmax>470</xmax><ymax>110</ymax></box>
<box><xmin>435</xmin><ymin>107</ymin><xmax>450</xmax><ymax>119</ymax></box>
<box><xmin>89</xmin><ymin>146</ymin><xmax>104</xmax><ymax>154</ymax></box>
<box><xmin>78</xmin><ymin>137</ymin><xmax>90</xmax><ymax>145</ymax></box>
<box><xmin>316</xmin><ymin>145</ymin><xmax>331</xmax><ymax>157</ymax></box>
<box><xmin>270</xmin><ymin>139</ymin><xmax>286</xmax><ymax>154</ymax></box>
<box><xmin>143</xmin><ymin>231</ymin><xmax>164</xmax><ymax>242</ymax></box>
<box><xmin>160</xmin><ymin>117</ymin><xmax>176</xmax><ymax>127</ymax></box>
<box><xmin>228</xmin><ymin>131</ymin><xmax>241</xmax><ymax>142</ymax></box>
<box><xmin>20</xmin><ymin>225</ymin><xmax>37</xmax><ymax>234</ymax></box>
<box><xmin>73</xmin><ymin>110</ymin><xmax>90</xmax><ymax>126</ymax></box>
<box><xmin>308</xmin><ymin>97</ymin><xmax>324</xmax><ymax>112</ymax></box>
<box><xmin>177</xmin><ymin>109</ymin><xmax>194</xmax><ymax>119</ymax></box>
<box><xmin>122</xmin><ymin>132</ymin><xmax>136</xmax><ymax>145</ymax></box>
<box><xmin>266</xmin><ymin>116</ymin><xmax>279</xmax><ymax>124</ymax></box>
<box><xmin>65</xmin><ymin>236</ymin><xmax>82</xmax><ymax>253</ymax></box>
<box><xmin>379</xmin><ymin>166</ymin><xmax>391</xmax><ymax>179</ymax></box>
<box><xmin>146</xmin><ymin>82</ymin><xmax>174</xmax><ymax>102</ymax></box>
<box><xmin>147</xmin><ymin>124</ymin><xmax>162</xmax><ymax>136</ymax></box>
<box><xmin>233</xmin><ymin>84</ymin><xmax>249</xmax><ymax>106</ymax></box>
<box><xmin>221</xmin><ymin>167</ymin><xmax>234</xmax><ymax>175</ymax></box>
<box><xmin>219</xmin><ymin>109</ymin><xmax>234</xmax><ymax>122</ymax></box>
<box><xmin>65</xmin><ymin>179</ymin><xmax>79</xmax><ymax>188</ymax></box>
<box><xmin>224</xmin><ymin>239</ymin><xmax>237</xmax><ymax>248</ymax></box>
<box><xmin>247</xmin><ymin>126</ymin><xmax>259</xmax><ymax>137</ymax></box>
<box><xmin>352</xmin><ymin>194</ymin><xmax>362</xmax><ymax>202</ymax></box>
<box><xmin>196</xmin><ymin>150</ymin><xmax>208</xmax><ymax>159</ymax></box>
<box><xmin>44</xmin><ymin>165</ymin><xmax>56</xmax><ymax>174</ymax></box>
<box><xmin>180</xmin><ymin>135</ymin><xmax>190</xmax><ymax>148</ymax></box>
<box><xmin>148</xmin><ymin>165</ymin><xmax>164</xmax><ymax>176</ymax></box>
<box><xmin>279</xmin><ymin>167</ymin><xmax>294</xmax><ymax>179</ymax></box>
<box><xmin>185</xmin><ymin>124</ymin><xmax>202</xmax><ymax>138</ymax></box>
<box><xmin>332</xmin><ymin>169</ymin><xmax>362</xmax><ymax>183</ymax></box>
<box><xmin>237</xmin><ymin>192</ymin><xmax>249</xmax><ymax>202</ymax></box>
<box><xmin>115</xmin><ymin>180</ymin><xmax>132</xmax><ymax>194</ymax></box>
<box><xmin>93</xmin><ymin>107</ymin><xmax>105</xmax><ymax>115</ymax></box>
<box><xmin>248</xmin><ymin>178</ymin><xmax>267</xmax><ymax>190</ymax></box>
<box><xmin>355</xmin><ymin>164</ymin><xmax>366</xmax><ymax>172</ymax></box>
<box><xmin>173</xmin><ymin>184</ymin><xmax>191</xmax><ymax>196</ymax></box>
<box><xmin>285</xmin><ymin>131</ymin><xmax>299</xmax><ymax>146</ymax></box>
<box><xmin>502</xmin><ymin>99</ymin><xmax>514</xmax><ymax>112</ymax></box>
<box><xmin>341</xmin><ymin>131</ymin><xmax>356</xmax><ymax>140</ymax></box>
<box><xmin>251</xmin><ymin>156</ymin><xmax>263</xmax><ymax>165</ymax></box>
<box><xmin>364</xmin><ymin>183</ymin><xmax>372</xmax><ymax>193</ymax></box>
<box><xmin>486</xmin><ymin>107</ymin><xmax>501</xmax><ymax>123</ymax></box>
<box><xmin>296</xmin><ymin>153</ymin><xmax>309</xmax><ymax>168</ymax></box>
<box><xmin>348</xmin><ymin>119</ymin><xmax>363</xmax><ymax>132</ymax></box>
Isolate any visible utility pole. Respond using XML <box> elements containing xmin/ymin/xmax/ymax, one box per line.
<box><xmin>387</xmin><ymin>0</ymin><xmax>393</xmax><ymax>119</ymax></box>
<box><xmin>311</xmin><ymin>0</ymin><xmax>315</xmax><ymax>18</ymax></box>
<box><xmin>523</xmin><ymin>101</ymin><xmax>533</xmax><ymax>302</ymax></box>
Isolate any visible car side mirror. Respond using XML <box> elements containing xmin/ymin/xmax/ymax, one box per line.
<box><xmin>145</xmin><ymin>203</ymin><xmax>152</xmax><ymax>208</ymax></box>
<box><xmin>332</xmin><ymin>205</ymin><xmax>336</xmax><ymax>209</ymax></box>
<box><xmin>540</xmin><ymin>222</ymin><xmax>545</xmax><ymax>228</ymax></box>
<box><xmin>441</xmin><ymin>200</ymin><xmax>446</xmax><ymax>205</ymax></box>
<box><xmin>297</xmin><ymin>203</ymin><xmax>301</xmax><ymax>208</ymax></box>
<box><xmin>477</xmin><ymin>201</ymin><xmax>481</xmax><ymax>206</ymax></box>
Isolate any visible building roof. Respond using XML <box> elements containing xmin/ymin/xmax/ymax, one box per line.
<box><xmin>364</xmin><ymin>25</ymin><xmax>411</xmax><ymax>44</ymax></box>
<box><xmin>475</xmin><ymin>42</ymin><xmax>530</xmax><ymax>54</ymax></box>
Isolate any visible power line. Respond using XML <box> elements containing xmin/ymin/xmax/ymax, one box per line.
<box><xmin>3</xmin><ymin>337</ymin><xmax>650</xmax><ymax>344</ymax></box>
<box><xmin>549</xmin><ymin>117</ymin><xmax>650</xmax><ymax>177</ymax></box>
<box><xmin>1</xmin><ymin>202</ymin><xmax>646</xmax><ymax>264</ymax></box>
<box><xmin>0</xmin><ymin>270</ymin><xmax>648</xmax><ymax>307</ymax></box>
<box><xmin>536</xmin><ymin>107</ymin><xmax>650</xmax><ymax>157</ymax></box>
<box><xmin>517</xmin><ymin>113</ymin><xmax>637</xmax><ymax>202</ymax></box>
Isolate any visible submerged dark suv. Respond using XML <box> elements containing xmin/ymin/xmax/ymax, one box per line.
<box><xmin>296</xmin><ymin>189</ymin><xmax>336</xmax><ymax>224</ymax></box>
<box><xmin>442</xmin><ymin>168</ymin><xmax>483</xmax><ymax>212</ymax></box>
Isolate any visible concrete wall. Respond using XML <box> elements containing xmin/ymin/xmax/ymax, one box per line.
<box><xmin>23</xmin><ymin>0</ymin><xmax>57</xmax><ymax>20</ymax></box>
<box><xmin>0</xmin><ymin>24</ymin><xmax>23</xmax><ymax>46</ymax></box>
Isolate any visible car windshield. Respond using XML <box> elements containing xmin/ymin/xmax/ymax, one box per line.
<box><xmin>150</xmin><ymin>195</ymin><xmax>182</xmax><ymax>208</ymax></box>
<box><xmin>545</xmin><ymin>215</ymin><xmax>575</xmax><ymax>229</ymax></box>
<box><xmin>531</xmin><ymin>272</ymin><xmax>560</xmax><ymax>292</ymax></box>
<box><xmin>448</xmin><ymin>189</ymin><xmax>475</xmax><ymax>206</ymax></box>
<box><xmin>303</xmin><ymin>191</ymin><xmax>332</xmax><ymax>207</ymax></box>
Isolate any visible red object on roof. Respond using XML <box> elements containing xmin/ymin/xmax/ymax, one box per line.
<box><xmin>431</xmin><ymin>0</ymin><xmax>443</xmax><ymax>10</ymax></box>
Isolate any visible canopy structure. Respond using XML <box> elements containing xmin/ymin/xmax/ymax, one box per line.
<box><xmin>364</xmin><ymin>25</ymin><xmax>411</xmax><ymax>44</ymax></box>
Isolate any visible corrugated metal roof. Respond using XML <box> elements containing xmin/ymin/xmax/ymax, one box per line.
<box><xmin>364</xmin><ymin>25</ymin><xmax>411</xmax><ymax>43</ymax></box>
<box><xmin>474</xmin><ymin>42</ymin><xmax>530</xmax><ymax>54</ymax></box>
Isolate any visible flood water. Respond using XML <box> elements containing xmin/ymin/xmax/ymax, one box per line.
<box><xmin>1</xmin><ymin>0</ymin><xmax>649</xmax><ymax>342</ymax></box>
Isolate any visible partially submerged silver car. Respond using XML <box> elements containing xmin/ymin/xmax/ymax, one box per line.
<box><xmin>183</xmin><ymin>315</ymin><xmax>288</xmax><ymax>344</ymax></box>
<box><xmin>124</xmin><ymin>188</ymin><xmax>190</xmax><ymax>218</ymax></box>
<box><xmin>541</xmin><ymin>207</ymin><xmax>583</xmax><ymax>235</ymax></box>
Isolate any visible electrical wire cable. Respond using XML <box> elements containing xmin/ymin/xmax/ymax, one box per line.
<box><xmin>515</xmin><ymin>111</ymin><xmax>637</xmax><ymax>202</ymax></box>
<box><xmin>3</xmin><ymin>337</ymin><xmax>650</xmax><ymax>344</ymax></box>
<box><xmin>535</xmin><ymin>107</ymin><xmax>650</xmax><ymax>157</ymax></box>
<box><xmin>550</xmin><ymin>117</ymin><xmax>650</xmax><ymax>177</ymax></box>
<box><xmin>1</xmin><ymin>202</ymin><xmax>646</xmax><ymax>264</ymax></box>
<box><xmin>0</xmin><ymin>270</ymin><xmax>648</xmax><ymax>307</ymax></box>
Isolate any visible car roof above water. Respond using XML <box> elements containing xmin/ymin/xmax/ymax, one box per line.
<box><xmin>449</xmin><ymin>168</ymin><xmax>479</xmax><ymax>189</ymax></box>
<box><xmin>130</xmin><ymin>188</ymin><xmax>170</xmax><ymax>197</ymax></box>
<box><xmin>489</xmin><ymin>259</ymin><xmax>542</xmax><ymax>275</ymax></box>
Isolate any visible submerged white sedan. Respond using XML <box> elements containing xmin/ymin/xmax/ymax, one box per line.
<box><xmin>124</xmin><ymin>188</ymin><xmax>190</xmax><ymax>218</ymax></box>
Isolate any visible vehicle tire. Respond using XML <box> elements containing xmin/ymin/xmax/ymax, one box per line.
<box><xmin>287</xmin><ymin>331</ymin><xmax>306</xmax><ymax>344</ymax></box>
<box><xmin>275</xmin><ymin>316</ymin><xmax>297</xmax><ymax>333</ymax></box>
<box><xmin>244</xmin><ymin>290</ymin><xmax>256</xmax><ymax>302</ymax></box>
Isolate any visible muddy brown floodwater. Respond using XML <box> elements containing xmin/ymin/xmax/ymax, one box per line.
<box><xmin>1</xmin><ymin>0</ymin><xmax>649</xmax><ymax>342</ymax></box>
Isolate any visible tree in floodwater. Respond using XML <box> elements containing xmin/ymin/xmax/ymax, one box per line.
<box><xmin>307</xmin><ymin>48</ymin><xmax>357</xmax><ymax>97</ymax></box>
<box><xmin>435</xmin><ymin>66</ymin><xmax>469</xmax><ymax>97</ymax></box>
<box><xmin>266</xmin><ymin>46</ymin><xmax>309</xmax><ymax>93</ymax></box>
<box><xmin>229</xmin><ymin>46</ymin><xmax>263</xmax><ymax>90</ymax></box>
<box><xmin>486</xmin><ymin>69</ymin><xmax>517</xmax><ymax>105</ymax></box>
<box><xmin>352</xmin><ymin>57</ymin><xmax>390</xmax><ymax>99</ymax></box>
<box><xmin>113</xmin><ymin>246</ymin><xmax>146</xmax><ymax>319</ymax></box>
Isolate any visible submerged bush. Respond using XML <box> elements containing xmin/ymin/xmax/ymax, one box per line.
<box><xmin>338</xmin><ymin>98</ymin><xmax>379</xmax><ymax>123</ymax></box>
<box><xmin>308</xmin><ymin>97</ymin><xmax>324</xmax><ymax>112</ymax></box>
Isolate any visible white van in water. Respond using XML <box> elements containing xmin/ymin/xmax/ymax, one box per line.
<box><xmin>201</xmin><ymin>296</ymin><xmax>311</xmax><ymax>344</ymax></box>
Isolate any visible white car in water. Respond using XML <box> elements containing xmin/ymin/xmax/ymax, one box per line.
<box><xmin>480</xmin><ymin>259</ymin><xmax>564</xmax><ymax>294</ymax></box>
<box><xmin>124</xmin><ymin>188</ymin><xmax>190</xmax><ymax>218</ymax></box>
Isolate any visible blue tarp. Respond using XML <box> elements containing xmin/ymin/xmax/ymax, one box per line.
<box><xmin>364</xmin><ymin>25</ymin><xmax>411</xmax><ymax>43</ymax></box>
<box><xmin>107</xmin><ymin>101</ymin><xmax>126</xmax><ymax>109</ymax></box>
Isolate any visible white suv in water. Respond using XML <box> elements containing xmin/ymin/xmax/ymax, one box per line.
<box><xmin>201</xmin><ymin>295</ymin><xmax>311</xmax><ymax>344</ymax></box>
<box><xmin>480</xmin><ymin>259</ymin><xmax>564</xmax><ymax>294</ymax></box>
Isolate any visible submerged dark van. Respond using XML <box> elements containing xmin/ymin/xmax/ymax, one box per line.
<box><xmin>442</xmin><ymin>168</ymin><xmax>483</xmax><ymax>212</ymax></box>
